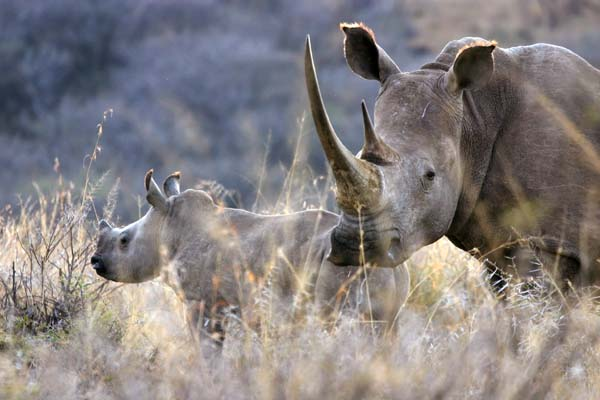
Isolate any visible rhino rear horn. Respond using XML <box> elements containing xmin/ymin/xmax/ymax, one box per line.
<box><xmin>144</xmin><ymin>169</ymin><xmax>168</xmax><ymax>213</ymax></box>
<box><xmin>163</xmin><ymin>171</ymin><xmax>182</xmax><ymax>197</ymax></box>
<box><xmin>359</xmin><ymin>100</ymin><xmax>399</xmax><ymax>164</ymax></box>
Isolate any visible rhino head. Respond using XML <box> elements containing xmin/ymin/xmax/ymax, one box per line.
<box><xmin>91</xmin><ymin>169</ymin><xmax>213</xmax><ymax>282</ymax></box>
<box><xmin>306</xmin><ymin>23</ymin><xmax>496</xmax><ymax>267</ymax></box>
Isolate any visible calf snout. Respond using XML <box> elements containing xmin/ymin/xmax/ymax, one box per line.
<box><xmin>90</xmin><ymin>255</ymin><xmax>106</xmax><ymax>274</ymax></box>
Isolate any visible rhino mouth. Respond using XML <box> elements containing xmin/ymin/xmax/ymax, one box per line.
<box><xmin>327</xmin><ymin>220</ymin><xmax>403</xmax><ymax>267</ymax></box>
<box><xmin>91</xmin><ymin>254</ymin><xmax>113</xmax><ymax>279</ymax></box>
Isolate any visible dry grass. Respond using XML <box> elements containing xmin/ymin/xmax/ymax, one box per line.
<box><xmin>2</xmin><ymin>120</ymin><xmax>600</xmax><ymax>400</ymax></box>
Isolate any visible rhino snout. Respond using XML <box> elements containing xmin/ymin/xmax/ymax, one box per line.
<box><xmin>328</xmin><ymin>217</ymin><xmax>403</xmax><ymax>268</ymax></box>
<box><xmin>91</xmin><ymin>255</ymin><xmax>107</xmax><ymax>275</ymax></box>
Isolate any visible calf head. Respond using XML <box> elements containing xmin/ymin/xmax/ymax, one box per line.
<box><xmin>91</xmin><ymin>169</ymin><xmax>213</xmax><ymax>282</ymax></box>
<box><xmin>305</xmin><ymin>23</ymin><xmax>496</xmax><ymax>267</ymax></box>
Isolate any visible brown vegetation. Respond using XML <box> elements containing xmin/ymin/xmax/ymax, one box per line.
<box><xmin>2</xmin><ymin>122</ymin><xmax>600</xmax><ymax>399</ymax></box>
<box><xmin>2</xmin><ymin>2</ymin><xmax>600</xmax><ymax>398</ymax></box>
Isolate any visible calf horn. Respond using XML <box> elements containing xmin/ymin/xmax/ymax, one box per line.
<box><xmin>145</xmin><ymin>169</ymin><xmax>168</xmax><ymax>213</ymax></box>
<box><xmin>360</xmin><ymin>100</ymin><xmax>399</xmax><ymax>164</ymax></box>
<box><xmin>163</xmin><ymin>171</ymin><xmax>181</xmax><ymax>197</ymax></box>
<box><xmin>304</xmin><ymin>36</ymin><xmax>382</xmax><ymax>213</ymax></box>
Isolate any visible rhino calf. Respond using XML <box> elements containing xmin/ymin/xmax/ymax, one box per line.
<box><xmin>91</xmin><ymin>170</ymin><xmax>409</xmax><ymax>337</ymax></box>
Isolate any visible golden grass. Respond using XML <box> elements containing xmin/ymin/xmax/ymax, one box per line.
<box><xmin>1</xmin><ymin>116</ymin><xmax>600</xmax><ymax>399</ymax></box>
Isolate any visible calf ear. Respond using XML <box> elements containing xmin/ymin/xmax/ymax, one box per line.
<box><xmin>163</xmin><ymin>171</ymin><xmax>181</xmax><ymax>197</ymax></box>
<box><xmin>144</xmin><ymin>169</ymin><xmax>168</xmax><ymax>213</ymax></box>
<box><xmin>446</xmin><ymin>41</ymin><xmax>496</xmax><ymax>94</ymax></box>
<box><xmin>340</xmin><ymin>22</ymin><xmax>400</xmax><ymax>82</ymax></box>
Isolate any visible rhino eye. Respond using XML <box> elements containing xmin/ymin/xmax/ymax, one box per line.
<box><xmin>425</xmin><ymin>170</ymin><xmax>436</xmax><ymax>181</ymax></box>
<box><xmin>421</xmin><ymin>169</ymin><xmax>436</xmax><ymax>192</ymax></box>
<box><xmin>119</xmin><ymin>233</ymin><xmax>130</xmax><ymax>248</ymax></box>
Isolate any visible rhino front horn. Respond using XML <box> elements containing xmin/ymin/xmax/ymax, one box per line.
<box><xmin>304</xmin><ymin>36</ymin><xmax>382</xmax><ymax>213</ymax></box>
<box><xmin>145</xmin><ymin>169</ymin><xmax>168</xmax><ymax>213</ymax></box>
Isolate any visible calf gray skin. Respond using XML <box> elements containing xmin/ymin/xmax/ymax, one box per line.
<box><xmin>305</xmin><ymin>23</ymin><xmax>600</xmax><ymax>288</ymax></box>
<box><xmin>91</xmin><ymin>170</ymin><xmax>409</xmax><ymax>337</ymax></box>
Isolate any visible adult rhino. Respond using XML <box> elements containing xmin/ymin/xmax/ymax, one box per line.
<box><xmin>91</xmin><ymin>170</ymin><xmax>409</xmax><ymax>337</ymax></box>
<box><xmin>306</xmin><ymin>23</ymin><xmax>600</xmax><ymax>287</ymax></box>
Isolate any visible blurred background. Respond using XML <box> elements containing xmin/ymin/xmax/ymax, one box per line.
<box><xmin>1</xmin><ymin>0</ymin><xmax>599</xmax><ymax>217</ymax></box>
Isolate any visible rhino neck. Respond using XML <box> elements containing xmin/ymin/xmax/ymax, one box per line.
<box><xmin>446</xmin><ymin>47</ymin><xmax>520</xmax><ymax>249</ymax></box>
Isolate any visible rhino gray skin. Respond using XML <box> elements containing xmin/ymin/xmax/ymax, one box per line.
<box><xmin>91</xmin><ymin>170</ymin><xmax>409</xmax><ymax>335</ymax></box>
<box><xmin>306</xmin><ymin>23</ymin><xmax>600</xmax><ymax>287</ymax></box>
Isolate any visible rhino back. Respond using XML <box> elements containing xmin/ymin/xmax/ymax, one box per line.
<box><xmin>450</xmin><ymin>40</ymin><xmax>600</xmax><ymax>276</ymax></box>
<box><xmin>165</xmin><ymin>207</ymin><xmax>339</xmax><ymax>310</ymax></box>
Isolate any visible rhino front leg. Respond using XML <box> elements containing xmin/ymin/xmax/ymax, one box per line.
<box><xmin>486</xmin><ymin>241</ymin><xmax>582</xmax><ymax>295</ymax></box>
<box><xmin>184</xmin><ymin>299</ymin><xmax>226</xmax><ymax>345</ymax></box>
<box><xmin>315</xmin><ymin>262</ymin><xmax>409</xmax><ymax>326</ymax></box>
<box><xmin>184</xmin><ymin>300</ymin><xmax>206</xmax><ymax>344</ymax></box>
<box><xmin>314</xmin><ymin>262</ymin><xmax>356</xmax><ymax>319</ymax></box>
<box><xmin>357</xmin><ymin>266</ymin><xmax>408</xmax><ymax>326</ymax></box>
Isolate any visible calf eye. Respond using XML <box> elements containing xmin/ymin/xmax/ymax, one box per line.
<box><xmin>425</xmin><ymin>170</ymin><xmax>436</xmax><ymax>181</ymax></box>
<box><xmin>119</xmin><ymin>234</ymin><xmax>129</xmax><ymax>248</ymax></box>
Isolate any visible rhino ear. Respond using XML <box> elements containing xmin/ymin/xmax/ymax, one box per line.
<box><xmin>446</xmin><ymin>41</ymin><xmax>496</xmax><ymax>94</ymax></box>
<box><xmin>144</xmin><ymin>169</ymin><xmax>168</xmax><ymax>213</ymax></box>
<box><xmin>163</xmin><ymin>171</ymin><xmax>181</xmax><ymax>197</ymax></box>
<box><xmin>340</xmin><ymin>22</ymin><xmax>400</xmax><ymax>82</ymax></box>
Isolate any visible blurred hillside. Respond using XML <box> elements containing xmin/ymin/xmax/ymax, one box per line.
<box><xmin>1</xmin><ymin>0</ymin><xmax>599</xmax><ymax>215</ymax></box>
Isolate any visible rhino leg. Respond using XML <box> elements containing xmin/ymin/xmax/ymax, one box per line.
<box><xmin>314</xmin><ymin>262</ymin><xmax>356</xmax><ymax>318</ymax></box>
<box><xmin>184</xmin><ymin>300</ymin><xmax>205</xmax><ymax>344</ymax></box>
<box><xmin>315</xmin><ymin>262</ymin><xmax>408</xmax><ymax>327</ymax></box>
<box><xmin>486</xmin><ymin>243</ymin><xmax>582</xmax><ymax>295</ymax></box>
<box><xmin>357</xmin><ymin>267</ymin><xmax>407</xmax><ymax>327</ymax></box>
<box><xmin>184</xmin><ymin>299</ymin><xmax>227</xmax><ymax>345</ymax></box>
